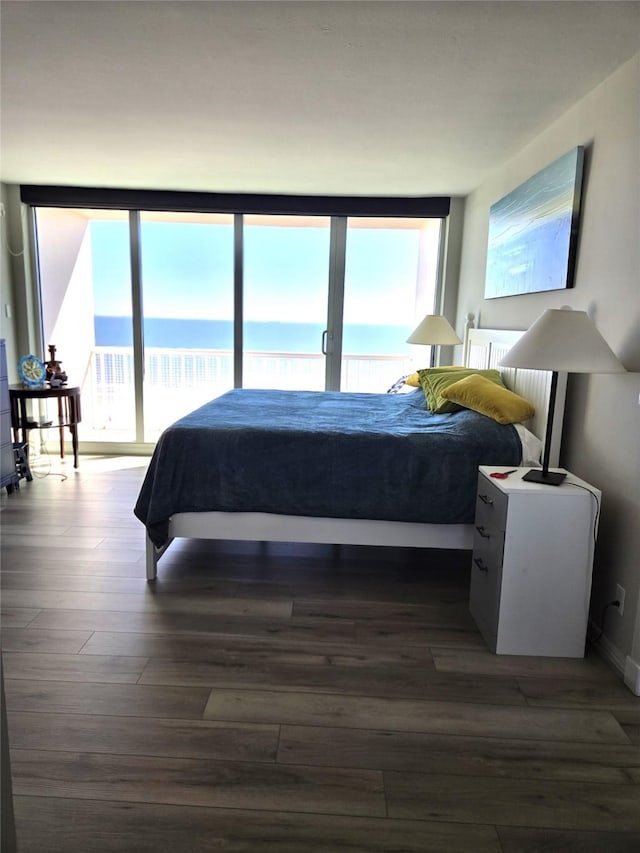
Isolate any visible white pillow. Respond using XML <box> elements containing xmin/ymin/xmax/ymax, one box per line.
<box><xmin>514</xmin><ymin>423</ymin><xmax>543</xmax><ymax>466</ymax></box>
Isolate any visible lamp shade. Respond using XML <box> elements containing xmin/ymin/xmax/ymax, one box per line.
<box><xmin>500</xmin><ymin>309</ymin><xmax>625</xmax><ymax>373</ymax></box>
<box><xmin>407</xmin><ymin>315</ymin><xmax>462</xmax><ymax>345</ymax></box>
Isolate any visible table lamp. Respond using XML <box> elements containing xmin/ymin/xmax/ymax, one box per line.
<box><xmin>500</xmin><ymin>308</ymin><xmax>625</xmax><ymax>485</ymax></box>
<box><xmin>407</xmin><ymin>315</ymin><xmax>462</xmax><ymax>366</ymax></box>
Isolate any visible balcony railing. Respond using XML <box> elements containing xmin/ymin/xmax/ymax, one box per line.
<box><xmin>83</xmin><ymin>346</ymin><xmax>413</xmax><ymax>441</ymax></box>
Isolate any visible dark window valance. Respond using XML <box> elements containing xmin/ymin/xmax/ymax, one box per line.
<box><xmin>20</xmin><ymin>185</ymin><xmax>450</xmax><ymax>218</ymax></box>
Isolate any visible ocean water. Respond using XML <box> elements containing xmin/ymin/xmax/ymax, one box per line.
<box><xmin>94</xmin><ymin>317</ymin><xmax>410</xmax><ymax>356</ymax></box>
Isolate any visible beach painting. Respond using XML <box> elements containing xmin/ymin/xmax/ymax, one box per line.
<box><xmin>484</xmin><ymin>146</ymin><xmax>584</xmax><ymax>299</ymax></box>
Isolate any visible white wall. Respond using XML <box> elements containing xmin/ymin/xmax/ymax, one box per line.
<box><xmin>456</xmin><ymin>54</ymin><xmax>640</xmax><ymax>681</ymax></box>
<box><xmin>0</xmin><ymin>184</ymin><xmax>39</xmax><ymax>381</ymax></box>
<box><xmin>0</xmin><ymin>185</ymin><xmax>19</xmax><ymax>377</ymax></box>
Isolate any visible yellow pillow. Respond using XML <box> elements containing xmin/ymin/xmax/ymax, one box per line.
<box><xmin>405</xmin><ymin>372</ymin><xmax>421</xmax><ymax>387</ymax></box>
<box><xmin>440</xmin><ymin>373</ymin><xmax>535</xmax><ymax>424</ymax></box>
<box><xmin>418</xmin><ymin>367</ymin><xmax>506</xmax><ymax>414</ymax></box>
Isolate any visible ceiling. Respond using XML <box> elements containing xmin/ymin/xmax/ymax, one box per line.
<box><xmin>1</xmin><ymin>1</ymin><xmax>639</xmax><ymax>197</ymax></box>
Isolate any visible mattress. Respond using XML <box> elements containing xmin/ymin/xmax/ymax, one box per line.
<box><xmin>134</xmin><ymin>387</ymin><xmax>522</xmax><ymax>548</ymax></box>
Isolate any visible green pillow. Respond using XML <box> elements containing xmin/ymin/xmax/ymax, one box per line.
<box><xmin>406</xmin><ymin>365</ymin><xmax>465</xmax><ymax>387</ymax></box>
<box><xmin>417</xmin><ymin>367</ymin><xmax>506</xmax><ymax>413</ymax></box>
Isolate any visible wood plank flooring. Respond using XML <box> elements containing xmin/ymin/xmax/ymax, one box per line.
<box><xmin>1</xmin><ymin>455</ymin><xmax>639</xmax><ymax>852</ymax></box>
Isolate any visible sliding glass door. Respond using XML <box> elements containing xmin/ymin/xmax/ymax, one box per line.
<box><xmin>35</xmin><ymin>207</ymin><xmax>137</xmax><ymax>443</ymax></box>
<box><xmin>139</xmin><ymin>212</ymin><xmax>235</xmax><ymax>441</ymax></box>
<box><xmin>243</xmin><ymin>215</ymin><xmax>331</xmax><ymax>391</ymax></box>
<box><xmin>35</xmin><ymin>205</ymin><xmax>444</xmax><ymax>452</ymax></box>
<box><xmin>342</xmin><ymin>218</ymin><xmax>442</xmax><ymax>392</ymax></box>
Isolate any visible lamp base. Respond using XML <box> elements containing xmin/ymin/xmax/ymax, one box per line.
<box><xmin>522</xmin><ymin>469</ymin><xmax>567</xmax><ymax>486</ymax></box>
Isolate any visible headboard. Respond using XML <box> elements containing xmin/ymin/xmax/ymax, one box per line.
<box><xmin>462</xmin><ymin>318</ymin><xmax>566</xmax><ymax>468</ymax></box>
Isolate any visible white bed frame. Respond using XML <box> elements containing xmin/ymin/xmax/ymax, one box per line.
<box><xmin>145</xmin><ymin>317</ymin><xmax>567</xmax><ymax>580</ymax></box>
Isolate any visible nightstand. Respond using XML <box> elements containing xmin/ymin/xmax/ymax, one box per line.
<box><xmin>469</xmin><ymin>466</ymin><xmax>601</xmax><ymax>657</ymax></box>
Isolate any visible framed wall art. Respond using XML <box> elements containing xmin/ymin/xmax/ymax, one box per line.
<box><xmin>484</xmin><ymin>146</ymin><xmax>585</xmax><ymax>299</ymax></box>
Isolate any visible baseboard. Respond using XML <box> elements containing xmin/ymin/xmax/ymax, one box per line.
<box><xmin>590</xmin><ymin>622</ymin><xmax>640</xmax><ymax>696</ymax></box>
<box><xmin>624</xmin><ymin>655</ymin><xmax>640</xmax><ymax>696</ymax></box>
<box><xmin>588</xmin><ymin>619</ymin><xmax>640</xmax><ymax>696</ymax></box>
<box><xmin>594</xmin><ymin>633</ymin><xmax>627</xmax><ymax>674</ymax></box>
<box><xmin>587</xmin><ymin>619</ymin><xmax>626</xmax><ymax>675</ymax></box>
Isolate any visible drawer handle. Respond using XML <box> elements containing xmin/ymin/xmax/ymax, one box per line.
<box><xmin>473</xmin><ymin>557</ymin><xmax>489</xmax><ymax>573</ymax></box>
<box><xmin>478</xmin><ymin>494</ymin><xmax>494</xmax><ymax>506</ymax></box>
<box><xmin>475</xmin><ymin>525</ymin><xmax>491</xmax><ymax>539</ymax></box>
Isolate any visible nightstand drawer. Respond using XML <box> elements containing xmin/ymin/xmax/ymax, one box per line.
<box><xmin>0</xmin><ymin>379</ymin><xmax>9</xmax><ymax>414</ymax></box>
<box><xmin>470</xmin><ymin>545</ymin><xmax>503</xmax><ymax>645</ymax></box>
<box><xmin>472</xmin><ymin>521</ymin><xmax>505</xmax><ymax>570</ymax></box>
<box><xmin>1</xmin><ymin>440</ymin><xmax>14</xmax><ymax>474</ymax></box>
<box><xmin>475</xmin><ymin>475</ymin><xmax>508</xmax><ymax>533</ymax></box>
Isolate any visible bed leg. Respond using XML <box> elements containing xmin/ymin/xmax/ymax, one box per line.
<box><xmin>145</xmin><ymin>535</ymin><xmax>174</xmax><ymax>581</ymax></box>
<box><xmin>146</xmin><ymin>536</ymin><xmax>158</xmax><ymax>582</ymax></box>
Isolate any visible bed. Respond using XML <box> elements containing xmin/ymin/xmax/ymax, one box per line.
<box><xmin>135</xmin><ymin>320</ymin><xmax>566</xmax><ymax>580</ymax></box>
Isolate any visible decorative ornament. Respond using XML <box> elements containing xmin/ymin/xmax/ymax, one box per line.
<box><xmin>45</xmin><ymin>344</ymin><xmax>68</xmax><ymax>386</ymax></box>
<box><xmin>18</xmin><ymin>354</ymin><xmax>46</xmax><ymax>387</ymax></box>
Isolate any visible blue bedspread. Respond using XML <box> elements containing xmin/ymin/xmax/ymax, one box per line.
<box><xmin>134</xmin><ymin>388</ymin><xmax>521</xmax><ymax>547</ymax></box>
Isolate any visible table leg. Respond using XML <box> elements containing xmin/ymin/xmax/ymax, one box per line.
<box><xmin>69</xmin><ymin>395</ymin><xmax>79</xmax><ymax>468</ymax></box>
<box><xmin>19</xmin><ymin>399</ymin><xmax>28</xmax><ymax>446</ymax></box>
<box><xmin>70</xmin><ymin>424</ymin><xmax>79</xmax><ymax>468</ymax></box>
<box><xmin>57</xmin><ymin>398</ymin><xmax>65</xmax><ymax>459</ymax></box>
<box><xmin>12</xmin><ymin>398</ymin><xmax>32</xmax><ymax>471</ymax></box>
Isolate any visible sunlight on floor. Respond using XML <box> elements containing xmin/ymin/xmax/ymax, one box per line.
<box><xmin>24</xmin><ymin>453</ymin><xmax>150</xmax><ymax>483</ymax></box>
<box><xmin>72</xmin><ymin>455</ymin><xmax>151</xmax><ymax>474</ymax></box>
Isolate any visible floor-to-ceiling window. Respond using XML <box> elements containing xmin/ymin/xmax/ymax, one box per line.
<box><xmin>139</xmin><ymin>211</ymin><xmax>235</xmax><ymax>441</ymax></box>
<box><xmin>35</xmin><ymin>207</ymin><xmax>137</xmax><ymax>443</ymax></box>
<box><xmin>31</xmin><ymin>191</ymin><xmax>448</xmax><ymax>453</ymax></box>
<box><xmin>342</xmin><ymin>217</ymin><xmax>441</xmax><ymax>392</ymax></box>
<box><xmin>243</xmin><ymin>215</ymin><xmax>331</xmax><ymax>392</ymax></box>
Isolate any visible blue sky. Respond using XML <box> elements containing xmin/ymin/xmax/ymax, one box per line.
<box><xmin>90</xmin><ymin>220</ymin><xmax>424</xmax><ymax>327</ymax></box>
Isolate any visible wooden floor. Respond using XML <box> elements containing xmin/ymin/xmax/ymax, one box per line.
<box><xmin>1</xmin><ymin>455</ymin><xmax>639</xmax><ymax>852</ymax></box>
